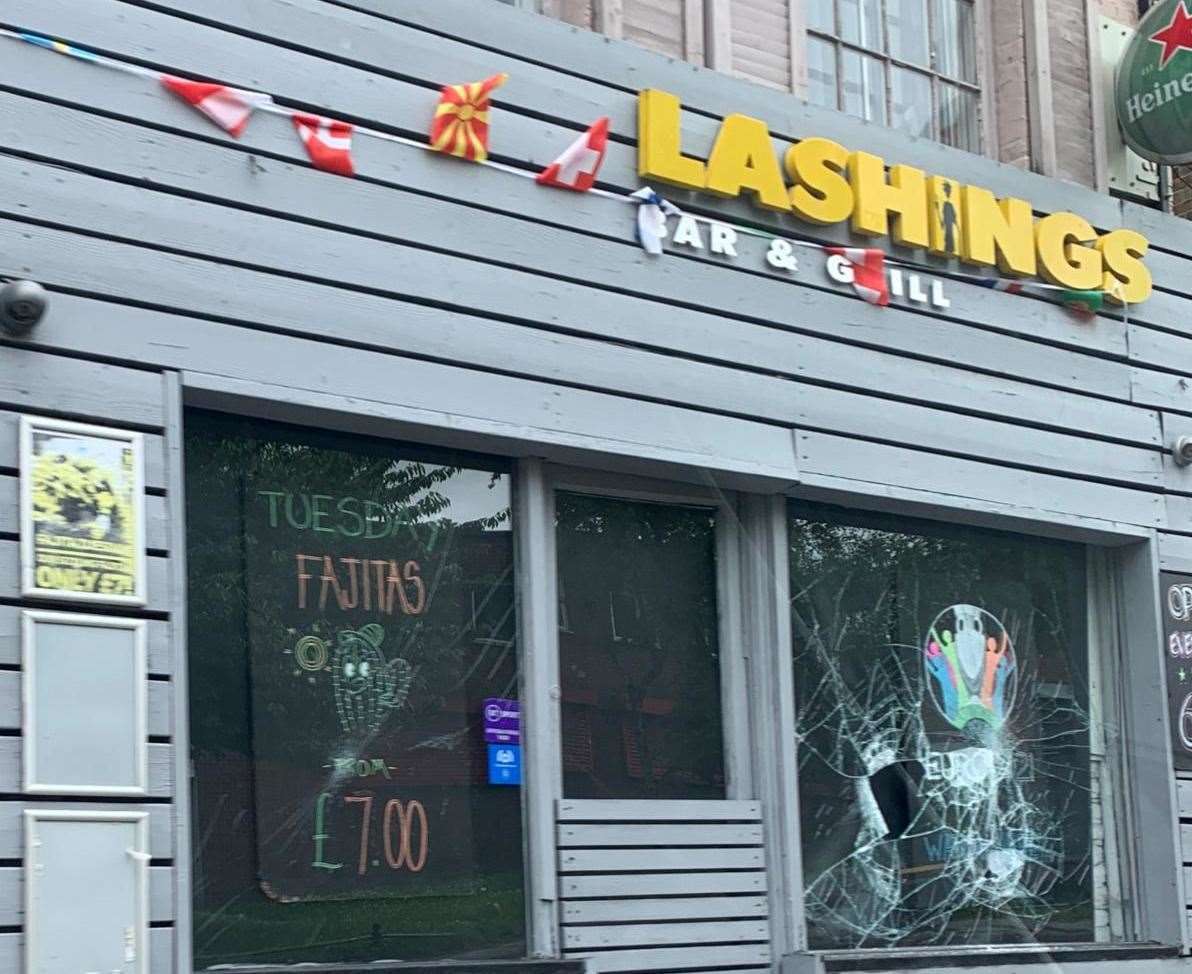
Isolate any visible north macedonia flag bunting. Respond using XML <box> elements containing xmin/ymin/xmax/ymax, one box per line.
<box><xmin>430</xmin><ymin>73</ymin><xmax>508</xmax><ymax>162</ymax></box>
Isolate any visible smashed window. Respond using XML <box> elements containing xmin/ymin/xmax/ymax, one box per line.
<box><xmin>789</xmin><ymin>504</ymin><xmax>1128</xmax><ymax>949</ymax></box>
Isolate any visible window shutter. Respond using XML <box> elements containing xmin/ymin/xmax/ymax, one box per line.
<box><xmin>730</xmin><ymin>0</ymin><xmax>792</xmax><ymax>89</ymax></box>
<box><xmin>541</xmin><ymin>0</ymin><xmax>594</xmax><ymax>29</ymax></box>
<box><xmin>623</xmin><ymin>0</ymin><xmax>706</xmax><ymax>62</ymax></box>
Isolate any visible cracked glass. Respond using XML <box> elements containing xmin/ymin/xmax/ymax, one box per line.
<box><xmin>789</xmin><ymin>503</ymin><xmax>1127</xmax><ymax>949</ymax></box>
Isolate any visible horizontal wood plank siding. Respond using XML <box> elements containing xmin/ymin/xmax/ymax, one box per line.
<box><xmin>1</xmin><ymin>2</ymin><xmax>1191</xmax><ymax>972</ymax></box>
<box><xmin>557</xmin><ymin>800</ymin><xmax>770</xmax><ymax>972</ymax></box>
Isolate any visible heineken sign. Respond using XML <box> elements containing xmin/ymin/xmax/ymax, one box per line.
<box><xmin>1115</xmin><ymin>0</ymin><xmax>1192</xmax><ymax>163</ymax></box>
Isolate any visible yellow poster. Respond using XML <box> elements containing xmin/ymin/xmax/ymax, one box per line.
<box><xmin>21</xmin><ymin>417</ymin><xmax>145</xmax><ymax>605</ymax></box>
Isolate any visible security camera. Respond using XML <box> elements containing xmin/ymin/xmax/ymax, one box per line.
<box><xmin>0</xmin><ymin>280</ymin><xmax>47</xmax><ymax>336</ymax></box>
<box><xmin>1175</xmin><ymin>436</ymin><xmax>1192</xmax><ymax>468</ymax></box>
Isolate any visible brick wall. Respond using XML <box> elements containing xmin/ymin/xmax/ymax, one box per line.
<box><xmin>1175</xmin><ymin>168</ymin><xmax>1192</xmax><ymax>218</ymax></box>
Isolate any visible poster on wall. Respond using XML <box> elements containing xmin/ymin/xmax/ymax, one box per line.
<box><xmin>1162</xmin><ymin>572</ymin><xmax>1192</xmax><ymax>771</ymax></box>
<box><xmin>19</xmin><ymin>417</ymin><xmax>146</xmax><ymax>606</ymax></box>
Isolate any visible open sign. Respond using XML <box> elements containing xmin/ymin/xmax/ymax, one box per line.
<box><xmin>1168</xmin><ymin>583</ymin><xmax>1192</xmax><ymax>622</ymax></box>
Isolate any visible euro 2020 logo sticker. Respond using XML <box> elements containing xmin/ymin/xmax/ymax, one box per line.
<box><xmin>924</xmin><ymin>604</ymin><xmax>1018</xmax><ymax>738</ymax></box>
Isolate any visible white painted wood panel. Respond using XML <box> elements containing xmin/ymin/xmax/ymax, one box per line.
<box><xmin>2</xmin><ymin>221</ymin><xmax>1166</xmax><ymax>492</ymax></box>
<box><xmin>568</xmin><ymin>943</ymin><xmax>771</xmax><ymax>972</ymax></box>
<box><xmin>0</xmin><ymin>670</ymin><xmax>170</xmax><ymax>737</ymax></box>
<box><xmin>0</xmin><ymin>475</ymin><xmax>169</xmax><ymax>551</ymax></box>
<box><xmin>0</xmin><ymin>89</ymin><xmax>1142</xmax><ymax>367</ymax></box>
<box><xmin>0</xmin><ymin>738</ymin><xmax>172</xmax><ymax>796</ymax></box>
<box><xmin>558</xmin><ymin>799</ymin><xmax>761</xmax><ymax>820</ymax></box>
<box><xmin>0</xmin><ymin>800</ymin><xmax>171</xmax><ymax>859</ymax></box>
<box><xmin>731</xmin><ymin>0</ymin><xmax>792</xmax><ymax>90</ymax></box>
<box><xmin>0</xmin><ymin>864</ymin><xmax>173</xmax><ymax>923</ymax></box>
<box><xmin>0</xmin><ymin>607</ymin><xmax>171</xmax><ymax>675</ymax></box>
<box><xmin>562</xmin><ymin>895</ymin><xmax>769</xmax><ymax>922</ymax></box>
<box><xmin>563</xmin><ymin>919</ymin><xmax>769</xmax><ymax>948</ymax></box>
<box><xmin>561</xmin><ymin>871</ymin><xmax>767</xmax><ymax>897</ymax></box>
<box><xmin>0</xmin><ymin>409</ymin><xmax>166</xmax><ymax>489</ymax></box>
<box><xmin>796</xmin><ymin>432</ymin><xmax>1164</xmax><ymax>530</ymax></box>
<box><xmin>0</xmin><ymin>345</ymin><xmax>164</xmax><ymax>431</ymax></box>
<box><xmin>559</xmin><ymin>847</ymin><xmax>766</xmax><ymax>871</ymax></box>
<box><xmin>558</xmin><ymin>823</ymin><xmax>763</xmax><ymax>845</ymax></box>
<box><xmin>132</xmin><ymin>0</ymin><xmax>1128</xmax><ymax>226</ymax></box>
<box><xmin>0</xmin><ymin>540</ymin><xmax>171</xmax><ymax>612</ymax></box>
<box><xmin>0</xmin><ymin>928</ymin><xmax>173</xmax><ymax>974</ymax></box>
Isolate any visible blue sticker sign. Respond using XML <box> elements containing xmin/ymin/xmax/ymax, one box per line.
<box><xmin>487</xmin><ymin>744</ymin><xmax>522</xmax><ymax>786</ymax></box>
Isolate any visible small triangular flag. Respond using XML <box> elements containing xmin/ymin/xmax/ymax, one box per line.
<box><xmin>826</xmin><ymin>247</ymin><xmax>889</xmax><ymax>306</ymax></box>
<box><xmin>292</xmin><ymin>113</ymin><xmax>355</xmax><ymax>177</ymax></box>
<box><xmin>537</xmin><ymin>117</ymin><xmax>609</xmax><ymax>192</ymax></box>
<box><xmin>1060</xmin><ymin>289</ymin><xmax>1103</xmax><ymax>315</ymax></box>
<box><xmin>160</xmin><ymin>75</ymin><xmax>272</xmax><ymax>137</ymax></box>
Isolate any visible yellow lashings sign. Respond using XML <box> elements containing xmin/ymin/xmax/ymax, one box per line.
<box><xmin>637</xmin><ymin>89</ymin><xmax>1153</xmax><ymax>304</ymax></box>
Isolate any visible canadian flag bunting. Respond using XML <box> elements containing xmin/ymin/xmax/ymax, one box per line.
<box><xmin>160</xmin><ymin>75</ymin><xmax>272</xmax><ymax>137</ymax></box>
<box><xmin>292</xmin><ymin>113</ymin><xmax>355</xmax><ymax>177</ymax></box>
<box><xmin>826</xmin><ymin>247</ymin><xmax>889</xmax><ymax>306</ymax></box>
<box><xmin>536</xmin><ymin>117</ymin><xmax>610</xmax><ymax>192</ymax></box>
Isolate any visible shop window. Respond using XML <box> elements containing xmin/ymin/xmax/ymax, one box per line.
<box><xmin>557</xmin><ymin>492</ymin><xmax>725</xmax><ymax>798</ymax></box>
<box><xmin>789</xmin><ymin>503</ymin><xmax>1130</xmax><ymax>949</ymax></box>
<box><xmin>184</xmin><ymin>412</ymin><xmax>523</xmax><ymax>967</ymax></box>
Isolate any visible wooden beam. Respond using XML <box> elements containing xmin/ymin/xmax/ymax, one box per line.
<box><xmin>789</xmin><ymin>0</ymin><xmax>808</xmax><ymax>96</ymax></box>
<box><xmin>593</xmin><ymin>0</ymin><xmax>623</xmax><ymax>38</ymax></box>
<box><xmin>1023</xmin><ymin>0</ymin><xmax>1058</xmax><ymax>176</ymax></box>
<box><xmin>1086</xmin><ymin>0</ymin><xmax>1111</xmax><ymax>191</ymax></box>
<box><xmin>704</xmin><ymin>0</ymin><xmax>733</xmax><ymax>72</ymax></box>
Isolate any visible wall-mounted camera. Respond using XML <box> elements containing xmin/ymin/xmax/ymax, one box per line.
<box><xmin>0</xmin><ymin>279</ymin><xmax>48</xmax><ymax>336</ymax></box>
<box><xmin>1174</xmin><ymin>436</ymin><xmax>1192</xmax><ymax>468</ymax></box>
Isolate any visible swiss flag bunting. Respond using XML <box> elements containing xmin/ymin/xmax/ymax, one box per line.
<box><xmin>160</xmin><ymin>75</ymin><xmax>271</xmax><ymax>137</ymax></box>
<box><xmin>536</xmin><ymin>117</ymin><xmax>610</xmax><ymax>192</ymax></box>
<box><xmin>292</xmin><ymin>113</ymin><xmax>355</xmax><ymax>177</ymax></box>
<box><xmin>826</xmin><ymin>247</ymin><xmax>889</xmax><ymax>306</ymax></box>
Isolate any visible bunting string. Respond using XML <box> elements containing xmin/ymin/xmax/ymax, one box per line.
<box><xmin>0</xmin><ymin>27</ymin><xmax>1127</xmax><ymax>320</ymax></box>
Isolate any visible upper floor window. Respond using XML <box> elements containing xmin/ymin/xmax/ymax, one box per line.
<box><xmin>802</xmin><ymin>0</ymin><xmax>980</xmax><ymax>150</ymax></box>
<box><xmin>525</xmin><ymin>0</ymin><xmax>984</xmax><ymax>155</ymax></box>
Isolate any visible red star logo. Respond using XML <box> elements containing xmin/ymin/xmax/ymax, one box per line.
<box><xmin>1150</xmin><ymin>0</ymin><xmax>1192</xmax><ymax>68</ymax></box>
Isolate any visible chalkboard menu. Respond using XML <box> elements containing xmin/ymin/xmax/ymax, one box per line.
<box><xmin>1162</xmin><ymin>572</ymin><xmax>1192</xmax><ymax>771</ymax></box>
<box><xmin>186</xmin><ymin>413</ymin><xmax>525</xmax><ymax>965</ymax></box>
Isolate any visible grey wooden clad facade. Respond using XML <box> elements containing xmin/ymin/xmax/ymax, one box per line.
<box><xmin>2</xmin><ymin>0</ymin><xmax>1192</xmax><ymax>971</ymax></box>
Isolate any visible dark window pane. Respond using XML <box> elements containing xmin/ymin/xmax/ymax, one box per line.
<box><xmin>806</xmin><ymin>0</ymin><xmax>836</xmax><ymax>35</ymax></box>
<box><xmin>939</xmin><ymin>82</ymin><xmax>980</xmax><ymax>151</ymax></box>
<box><xmin>887</xmin><ymin>0</ymin><xmax>929</xmax><ymax>66</ymax></box>
<box><xmin>807</xmin><ymin>35</ymin><xmax>840</xmax><ymax>110</ymax></box>
<box><xmin>839</xmin><ymin>0</ymin><xmax>882</xmax><ymax>49</ymax></box>
<box><xmin>842</xmin><ymin>49</ymin><xmax>887</xmax><ymax>125</ymax></box>
<box><xmin>891</xmin><ymin>67</ymin><xmax>933</xmax><ymax>139</ymax></box>
<box><xmin>789</xmin><ymin>504</ymin><xmax>1094</xmax><ymax>949</ymax></box>
<box><xmin>557</xmin><ymin>492</ymin><xmax>725</xmax><ymax>799</ymax></box>
<box><xmin>933</xmin><ymin>0</ymin><xmax>977</xmax><ymax>82</ymax></box>
<box><xmin>185</xmin><ymin>411</ymin><xmax>523</xmax><ymax>967</ymax></box>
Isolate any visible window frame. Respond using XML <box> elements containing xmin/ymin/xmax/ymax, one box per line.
<box><xmin>803</xmin><ymin>0</ymin><xmax>985</xmax><ymax>153</ymax></box>
<box><xmin>775</xmin><ymin>491</ymin><xmax>1187</xmax><ymax>955</ymax></box>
